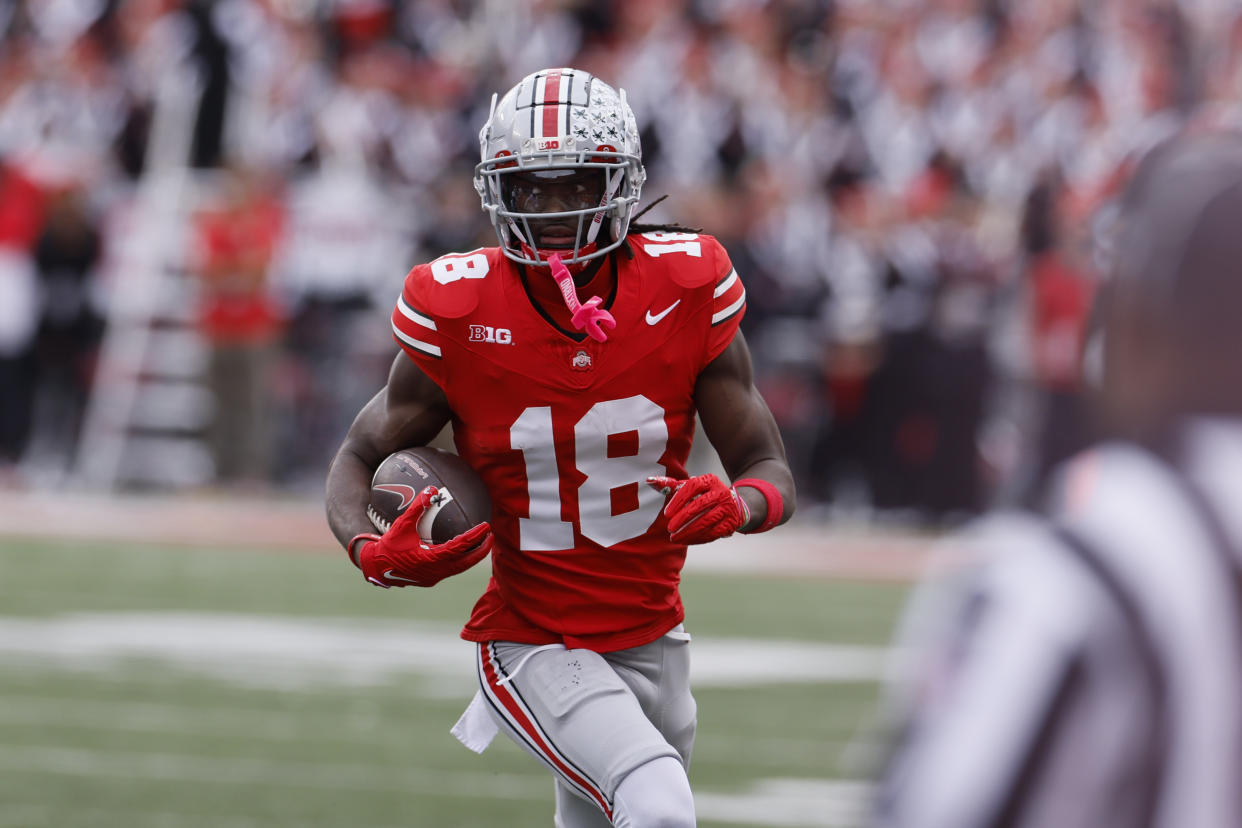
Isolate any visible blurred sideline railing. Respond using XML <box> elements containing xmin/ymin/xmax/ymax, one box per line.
<box><xmin>75</xmin><ymin>64</ymin><xmax>215</xmax><ymax>490</ymax></box>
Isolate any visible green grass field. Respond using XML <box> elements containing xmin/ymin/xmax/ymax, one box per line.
<box><xmin>0</xmin><ymin>537</ymin><xmax>908</xmax><ymax>827</ymax></box>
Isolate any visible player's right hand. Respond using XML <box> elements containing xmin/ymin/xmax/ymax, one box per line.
<box><xmin>647</xmin><ymin>474</ymin><xmax>748</xmax><ymax>544</ymax></box>
<box><xmin>349</xmin><ymin>486</ymin><xmax>493</xmax><ymax>588</ymax></box>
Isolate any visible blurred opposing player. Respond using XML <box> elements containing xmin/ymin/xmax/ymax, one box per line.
<box><xmin>325</xmin><ymin>68</ymin><xmax>794</xmax><ymax>827</ymax></box>
<box><xmin>873</xmin><ymin>132</ymin><xmax>1242</xmax><ymax>828</ymax></box>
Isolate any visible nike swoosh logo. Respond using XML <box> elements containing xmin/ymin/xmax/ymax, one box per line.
<box><xmin>383</xmin><ymin>570</ymin><xmax>424</xmax><ymax>584</ymax></box>
<box><xmin>374</xmin><ymin>484</ymin><xmax>418</xmax><ymax>511</ymax></box>
<box><xmin>645</xmin><ymin>300</ymin><xmax>681</xmax><ymax>325</ymax></box>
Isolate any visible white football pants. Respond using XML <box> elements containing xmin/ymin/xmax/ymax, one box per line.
<box><xmin>475</xmin><ymin>626</ymin><xmax>697</xmax><ymax>827</ymax></box>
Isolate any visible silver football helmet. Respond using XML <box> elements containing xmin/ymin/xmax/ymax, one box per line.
<box><xmin>474</xmin><ymin>68</ymin><xmax>646</xmax><ymax>267</ymax></box>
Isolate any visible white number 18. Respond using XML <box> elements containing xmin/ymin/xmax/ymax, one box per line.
<box><xmin>641</xmin><ymin>231</ymin><xmax>701</xmax><ymax>258</ymax></box>
<box><xmin>509</xmin><ymin>395</ymin><xmax>669</xmax><ymax>549</ymax></box>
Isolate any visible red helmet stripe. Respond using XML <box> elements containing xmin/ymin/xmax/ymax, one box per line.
<box><xmin>541</xmin><ymin>69</ymin><xmax>562</xmax><ymax>139</ymax></box>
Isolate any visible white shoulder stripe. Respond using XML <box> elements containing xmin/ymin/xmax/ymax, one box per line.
<box><xmin>712</xmin><ymin>289</ymin><xmax>746</xmax><ymax>325</ymax></box>
<box><xmin>392</xmin><ymin>322</ymin><xmax>442</xmax><ymax>358</ymax></box>
<box><xmin>713</xmin><ymin>269</ymin><xmax>739</xmax><ymax>298</ymax></box>
<box><xmin>397</xmin><ymin>296</ymin><xmax>436</xmax><ymax>331</ymax></box>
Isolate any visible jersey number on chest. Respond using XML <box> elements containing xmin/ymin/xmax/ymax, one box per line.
<box><xmin>510</xmin><ymin>395</ymin><xmax>669</xmax><ymax>549</ymax></box>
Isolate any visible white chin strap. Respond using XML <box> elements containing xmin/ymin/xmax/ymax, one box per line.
<box><xmin>586</xmin><ymin>167</ymin><xmax>623</xmax><ymax>245</ymax></box>
<box><xmin>506</xmin><ymin>216</ymin><xmax>531</xmax><ymax>252</ymax></box>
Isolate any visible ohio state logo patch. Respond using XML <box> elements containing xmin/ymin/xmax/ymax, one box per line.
<box><xmin>571</xmin><ymin>350</ymin><xmax>592</xmax><ymax>371</ymax></box>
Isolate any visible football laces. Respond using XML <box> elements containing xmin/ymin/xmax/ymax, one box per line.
<box><xmin>366</xmin><ymin>504</ymin><xmax>393</xmax><ymax>534</ymax></box>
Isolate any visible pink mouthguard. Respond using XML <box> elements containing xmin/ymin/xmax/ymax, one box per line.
<box><xmin>548</xmin><ymin>254</ymin><xmax>616</xmax><ymax>343</ymax></box>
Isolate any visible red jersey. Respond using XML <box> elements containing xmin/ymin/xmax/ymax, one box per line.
<box><xmin>390</xmin><ymin>232</ymin><xmax>746</xmax><ymax>652</ymax></box>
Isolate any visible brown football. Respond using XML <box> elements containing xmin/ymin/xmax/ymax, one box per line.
<box><xmin>367</xmin><ymin>447</ymin><xmax>492</xmax><ymax>544</ymax></box>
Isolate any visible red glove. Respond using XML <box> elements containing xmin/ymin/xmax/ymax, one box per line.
<box><xmin>349</xmin><ymin>486</ymin><xmax>493</xmax><ymax>588</ymax></box>
<box><xmin>647</xmin><ymin>474</ymin><xmax>750</xmax><ymax>545</ymax></box>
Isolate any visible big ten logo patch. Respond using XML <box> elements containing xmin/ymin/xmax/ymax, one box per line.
<box><xmin>469</xmin><ymin>325</ymin><xmax>514</xmax><ymax>345</ymax></box>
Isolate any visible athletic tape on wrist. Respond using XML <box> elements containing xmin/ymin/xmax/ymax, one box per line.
<box><xmin>732</xmin><ymin>488</ymin><xmax>751</xmax><ymax>527</ymax></box>
<box><xmin>734</xmin><ymin>478</ymin><xmax>784</xmax><ymax>534</ymax></box>
<box><xmin>348</xmin><ymin>533</ymin><xmax>381</xmax><ymax>568</ymax></box>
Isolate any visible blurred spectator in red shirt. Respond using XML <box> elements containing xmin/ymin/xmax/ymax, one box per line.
<box><xmin>1017</xmin><ymin>173</ymin><xmax>1098</xmax><ymax>503</ymax></box>
<box><xmin>193</xmin><ymin>166</ymin><xmax>285</xmax><ymax>486</ymax></box>
<box><xmin>0</xmin><ymin>158</ymin><xmax>45</xmax><ymax>471</ymax></box>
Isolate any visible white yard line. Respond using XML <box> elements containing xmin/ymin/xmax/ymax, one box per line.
<box><xmin>0</xmin><ymin>611</ymin><xmax>892</xmax><ymax>690</ymax></box>
<box><xmin>697</xmin><ymin>778</ymin><xmax>871</xmax><ymax>827</ymax></box>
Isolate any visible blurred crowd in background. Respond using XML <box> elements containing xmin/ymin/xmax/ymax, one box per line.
<box><xmin>1</xmin><ymin>0</ymin><xmax>1239</xmax><ymax>522</ymax></box>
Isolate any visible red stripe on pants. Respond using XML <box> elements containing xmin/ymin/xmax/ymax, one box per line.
<box><xmin>480</xmin><ymin>644</ymin><xmax>612</xmax><ymax>818</ymax></box>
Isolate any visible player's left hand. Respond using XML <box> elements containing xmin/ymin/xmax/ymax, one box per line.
<box><xmin>647</xmin><ymin>474</ymin><xmax>748</xmax><ymax>544</ymax></box>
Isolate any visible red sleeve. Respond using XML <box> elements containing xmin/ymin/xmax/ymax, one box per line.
<box><xmin>704</xmin><ymin>236</ymin><xmax>746</xmax><ymax>363</ymax></box>
<box><xmin>390</xmin><ymin>264</ymin><xmax>446</xmax><ymax>386</ymax></box>
<box><xmin>390</xmin><ymin>250</ymin><xmax>489</xmax><ymax>387</ymax></box>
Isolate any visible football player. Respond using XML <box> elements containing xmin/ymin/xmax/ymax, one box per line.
<box><xmin>325</xmin><ymin>67</ymin><xmax>795</xmax><ymax>828</ymax></box>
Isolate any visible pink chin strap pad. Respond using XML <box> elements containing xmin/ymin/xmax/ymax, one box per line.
<box><xmin>548</xmin><ymin>253</ymin><xmax>616</xmax><ymax>343</ymax></box>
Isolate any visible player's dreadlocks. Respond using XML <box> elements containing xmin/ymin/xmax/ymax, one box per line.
<box><xmin>624</xmin><ymin>196</ymin><xmax>703</xmax><ymax>254</ymax></box>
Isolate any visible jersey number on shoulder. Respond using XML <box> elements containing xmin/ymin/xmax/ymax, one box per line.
<box><xmin>641</xmin><ymin>231</ymin><xmax>701</xmax><ymax>258</ymax></box>
<box><xmin>510</xmin><ymin>396</ymin><xmax>668</xmax><ymax>549</ymax></box>
<box><xmin>431</xmin><ymin>252</ymin><xmax>490</xmax><ymax>284</ymax></box>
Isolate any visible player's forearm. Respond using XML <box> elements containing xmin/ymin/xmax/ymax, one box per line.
<box><xmin>705</xmin><ymin>384</ymin><xmax>796</xmax><ymax>530</ymax></box>
<box><xmin>325</xmin><ymin>444</ymin><xmax>380</xmax><ymax>555</ymax></box>
<box><xmin>730</xmin><ymin>458</ymin><xmax>796</xmax><ymax>531</ymax></box>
